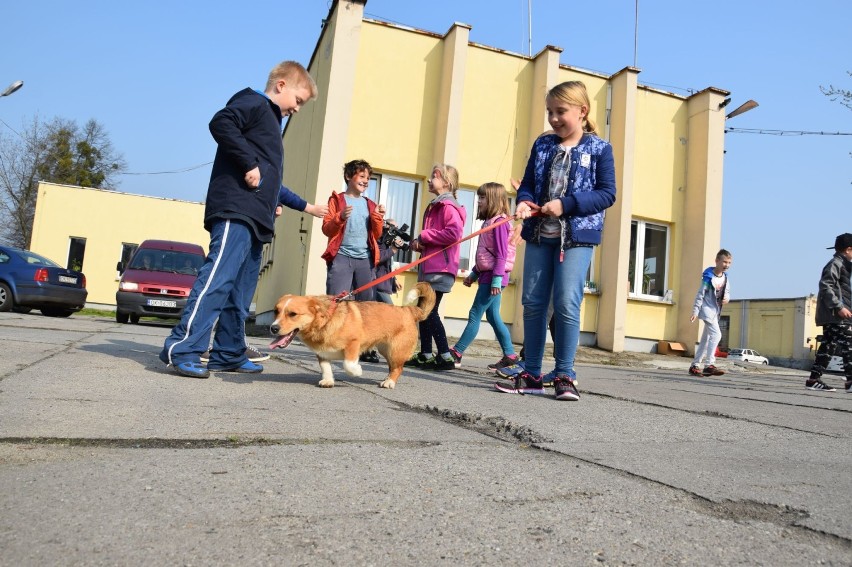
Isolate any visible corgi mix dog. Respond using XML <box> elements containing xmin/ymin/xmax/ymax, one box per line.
<box><xmin>269</xmin><ymin>283</ymin><xmax>436</xmax><ymax>389</ymax></box>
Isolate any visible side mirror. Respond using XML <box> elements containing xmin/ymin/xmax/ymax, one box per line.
<box><xmin>116</xmin><ymin>261</ymin><xmax>124</xmax><ymax>273</ymax></box>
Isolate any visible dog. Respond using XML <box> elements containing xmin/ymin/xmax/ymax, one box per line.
<box><xmin>268</xmin><ymin>283</ymin><xmax>436</xmax><ymax>389</ymax></box>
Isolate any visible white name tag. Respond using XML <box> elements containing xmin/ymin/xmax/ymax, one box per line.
<box><xmin>580</xmin><ymin>153</ymin><xmax>591</xmax><ymax>168</ymax></box>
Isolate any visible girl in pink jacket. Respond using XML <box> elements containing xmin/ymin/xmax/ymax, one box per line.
<box><xmin>405</xmin><ymin>164</ymin><xmax>466</xmax><ymax>371</ymax></box>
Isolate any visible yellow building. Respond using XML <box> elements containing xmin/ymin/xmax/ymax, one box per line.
<box><xmin>27</xmin><ymin>1</ymin><xmax>740</xmax><ymax>355</ymax></box>
<box><xmin>254</xmin><ymin>0</ymin><xmax>732</xmax><ymax>354</ymax></box>
<box><xmin>722</xmin><ymin>296</ymin><xmax>819</xmax><ymax>367</ymax></box>
<box><xmin>29</xmin><ymin>182</ymin><xmax>207</xmax><ymax>308</ymax></box>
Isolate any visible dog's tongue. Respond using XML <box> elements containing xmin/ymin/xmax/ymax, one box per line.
<box><xmin>269</xmin><ymin>330</ymin><xmax>297</xmax><ymax>350</ymax></box>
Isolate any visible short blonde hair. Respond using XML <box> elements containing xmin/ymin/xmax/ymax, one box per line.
<box><xmin>432</xmin><ymin>164</ymin><xmax>459</xmax><ymax>199</ymax></box>
<box><xmin>547</xmin><ymin>81</ymin><xmax>597</xmax><ymax>135</ymax></box>
<box><xmin>266</xmin><ymin>61</ymin><xmax>318</xmax><ymax>100</ymax></box>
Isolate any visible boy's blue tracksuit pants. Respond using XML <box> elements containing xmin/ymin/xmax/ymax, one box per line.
<box><xmin>160</xmin><ymin>219</ymin><xmax>262</xmax><ymax>370</ymax></box>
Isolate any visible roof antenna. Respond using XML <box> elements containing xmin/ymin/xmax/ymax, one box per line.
<box><xmin>527</xmin><ymin>0</ymin><xmax>532</xmax><ymax>56</ymax></box>
<box><xmin>633</xmin><ymin>0</ymin><xmax>639</xmax><ymax>67</ymax></box>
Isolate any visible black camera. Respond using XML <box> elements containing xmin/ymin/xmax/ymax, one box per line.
<box><xmin>381</xmin><ymin>222</ymin><xmax>412</xmax><ymax>251</ymax></box>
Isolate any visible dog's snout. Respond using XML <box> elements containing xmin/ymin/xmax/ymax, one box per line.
<box><xmin>270</xmin><ymin>323</ymin><xmax>280</xmax><ymax>334</ymax></box>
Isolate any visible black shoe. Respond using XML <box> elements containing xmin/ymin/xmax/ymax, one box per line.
<box><xmin>359</xmin><ymin>350</ymin><xmax>380</xmax><ymax>363</ymax></box>
<box><xmin>404</xmin><ymin>353</ymin><xmax>433</xmax><ymax>368</ymax></box>
<box><xmin>553</xmin><ymin>376</ymin><xmax>580</xmax><ymax>401</ymax></box>
<box><xmin>488</xmin><ymin>354</ymin><xmax>520</xmax><ymax>371</ymax></box>
<box><xmin>806</xmin><ymin>378</ymin><xmax>836</xmax><ymax>392</ymax></box>
<box><xmin>422</xmin><ymin>355</ymin><xmax>456</xmax><ymax>371</ymax></box>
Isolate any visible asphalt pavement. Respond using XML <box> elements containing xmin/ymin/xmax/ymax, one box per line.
<box><xmin>0</xmin><ymin>312</ymin><xmax>850</xmax><ymax>566</ymax></box>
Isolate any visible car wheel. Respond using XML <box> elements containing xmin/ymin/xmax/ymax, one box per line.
<box><xmin>762</xmin><ymin>360</ymin><xmax>768</xmax><ymax>365</ymax></box>
<box><xmin>116</xmin><ymin>310</ymin><xmax>130</xmax><ymax>324</ymax></box>
<box><xmin>41</xmin><ymin>308</ymin><xmax>73</xmax><ymax>318</ymax></box>
<box><xmin>0</xmin><ymin>283</ymin><xmax>12</xmax><ymax>312</ymax></box>
<box><xmin>129</xmin><ymin>313</ymin><xmax>140</xmax><ymax>324</ymax></box>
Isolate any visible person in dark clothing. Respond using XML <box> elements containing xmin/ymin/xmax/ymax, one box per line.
<box><xmin>160</xmin><ymin>61</ymin><xmax>323</xmax><ymax>379</ymax></box>
<box><xmin>806</xmin><ymin>232</ymin><xmax>852</xmax><ymax>392</ymax></box>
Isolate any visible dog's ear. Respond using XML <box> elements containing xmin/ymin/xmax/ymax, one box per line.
<box><xmin>310</xmin><ymin>298</ymin><xmax>329</xmax><ymax>327</ymax></box>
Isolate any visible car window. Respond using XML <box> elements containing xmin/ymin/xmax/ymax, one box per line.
<box><xmin>19</xmin><ymin>250</ymin><xmax>60</xmax><ymax>267</ymax></box>
<box><xmin>729</xmin><ymin>349</ymin><xmax>743</xmax><ymax>355</ymax></box>
<box><xmin>0</xmin><ymin>252</ymin><xmax>9</xmax><ymax>264</ymax></box>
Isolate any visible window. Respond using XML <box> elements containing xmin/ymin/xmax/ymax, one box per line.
<box><xmin>628</xmin><ymin>220</ymin><xmax>669</xmax><ymax>298</ymax></box>
<box><xmin>370</xmin><ymin>174</ymin><xmax>420</xmax><ymax>266</ymax></box>
<box><xmin>68</xmin><ymin>237</ymin><xmax>86</xmax><ymax>272</ymax></box>
<box><xmin>117</xmin><ymin>243</ymin><xmax>137</xmax><ymax>277</ymax></box>
<box><xmin>455</xmin><ymin>188</ymin><xmax>476</xmax><ymax>272</ymax></box>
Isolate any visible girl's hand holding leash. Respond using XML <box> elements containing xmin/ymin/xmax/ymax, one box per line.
<box><xmin>514</xmin><ymin>200</ymin><xmax>540</xmax><ymax>220</ymax></box>
<box><xmin>541</xmin><ymin>199</ymin><xmax>564</xmax><ymax>217</ymax></box>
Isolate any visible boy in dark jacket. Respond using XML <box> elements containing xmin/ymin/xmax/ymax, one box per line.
<box><xmin>160</xmin><ymin>61</ymin><xmax>321</xmax><ymax>379</ymax></box>
<box><xmin>806</xmin><ymin>233</ymin><xmax>852</xmax><ymax>392</ymax></box>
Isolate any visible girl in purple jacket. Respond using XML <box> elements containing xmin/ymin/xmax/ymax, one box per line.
<box><xmin>405</xmin><ymin>164</ymin><xmax>466</xmax><ymax>371</ymax></box>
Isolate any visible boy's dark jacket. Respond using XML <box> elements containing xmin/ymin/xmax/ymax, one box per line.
<box><xmin>205</xmin><ymin>88</ymin><xmax>293</xmax><ymax>243</ymax></box>
<box><xmin>815</xmin><ymin>252</ymin><xmax>852</xmax><ymax>326</ymax></box>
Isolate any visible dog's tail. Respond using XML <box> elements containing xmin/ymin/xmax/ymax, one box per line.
<box><xmin>405</xmin><ymin>282</ymin><xmax>437</xmax><ymax>322</ymax></box>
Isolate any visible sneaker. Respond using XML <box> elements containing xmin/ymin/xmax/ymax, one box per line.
<box><xmin>703</xmin><ymin>365</ymin><xmax>725</xmax><ymax>376</ymax></box>
<box><xmin>209</xmin><ymin>360</ymin><xmax>263</xmax><ymax>374</ymax></box>
<box><xmin>494</xmin><ymin>371</ymin><xmax>545</xmax><ymax>395</ymax></box>
<box><xmin>496</xmin><ymin>361</ymin><xmax>525</xmax><ymax>379</ymax></box>
<box><xmin>359</xmin><ymin>350</ymin><xmax>380</xmax><ymax>363</ymax></box>
<box><xmin>542</xmin><ymin>369</ymin><xmax>558</xmax><ymax>387</ymax></box>
<box><xmin>553</xmin><ymin>376</ymin><xmax>580</xmax><ymax>401</ymax></box>
<box><xmin>200</xmin><ymin>350</ymin><xmax>211</xmax><ymax>363</ymax></box>
<box><xmin>488</xmin><ymin>354</ymin><xmax>520</xmax><ymax>371</ymax></box>
<box><xmin>246</xmin><ymin>345</ymin><xmax>270</xmax><ymax>362</ymax></box>
<box><xmin>422</xmin><ymin>355</ymin><xmax>456</xmax><ymax>371</ymax></box>
<box><xmin>846</xmin><ymin>380</ymin><xmax>852</xmax><ymax>393</ymax></box>
<box><xmin>449</xmin><ymin>347</ymin><xmax>463</xmax><ymax>368</ymax></box>
<box><xmin>173</xmin><ymin>361</ymin><xmax>210</xmax><ymax>379</ymax></box>
<box><xmin>688</xmin><ymin>365</ymin><xmax>703</xmax><ymax>377</ymax></box>
<box><xmin>404</xmin><ymin>353</ymin><xmax>433</xmax><ymax>368</ymax></box>
<box><xmin>805</xmin><ymin>378</ymin><xmax>836</xmax><ymax>392</ymax></box>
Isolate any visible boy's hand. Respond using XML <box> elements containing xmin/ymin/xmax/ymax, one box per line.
<box><xmin>274</xmin><ymin>205</ymin><xmax>283</xmax><ymax>218</ymax></box>
<box><xmin>376</xmin><ymin>204</ymin><xmax>386</xmax><ymax>216</ymax></box>
<box><xmin>690</xmin><ymin>315</ymin><xmax>697</xmax><ymax>322</ymax></box>
<box><xmin>341</xmin><ymin>205</ymin><xmax>353</xmax><ymax>220</ymax></box>
<box><xmin>245</xmin><ymin>167</ymin><xmax>261</xmax><ymax>189</ymax></box>
<box><xmin>304</xmin><ymin>203</ymin><xmax>329</xmax><ymax>218</ymax></box>
<box><xmin>838</xmin><ymin>307</ymin><xmax>852</xmax><ymax>319</ymax></box>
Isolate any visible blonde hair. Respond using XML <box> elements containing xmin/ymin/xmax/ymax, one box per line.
<box><xmin>476</xmin><ymin>182</ymin><xmax>510</xmax><ymax>220</ymax></box>
<box><xmin>547</xmin><ymin>81</ymin><xmax>597</xmax><ymax>135</ymax></box>
<box><xmin>432</xmin><ymin>164</ymin><xmax>459</xmax><ymax>199</ymax></box>
<box><xmin>266</xmin><ymin>61</ymin><xmax>318</xmax><ymax>99</ymax></box>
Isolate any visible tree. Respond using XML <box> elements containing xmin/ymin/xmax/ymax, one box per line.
<box><xmin>0</xmin><ymin>116</ymin><xmax>126</xmax><ymax>248</ymax></box>
<box><xmin>820</xmin><ymin>71</ymin><xmax>852</xmax><ymax>111</ymax></box>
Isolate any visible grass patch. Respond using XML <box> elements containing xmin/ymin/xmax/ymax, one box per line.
<box><xmin>77</xmin><ymin>307</ymin><xmax>116</xmax><ymax>318</ymax></box>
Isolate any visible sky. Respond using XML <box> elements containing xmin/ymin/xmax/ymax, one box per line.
<box><xmin>2</xmin><ymin>0</ymin><xmax>850</xmax><ymax>299</ymax></box>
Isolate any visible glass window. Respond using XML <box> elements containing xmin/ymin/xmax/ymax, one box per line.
<box><xmin>373</xmin><ymin>174</ymin><xmax>420</xmax><ymax>266</ymax></box>
<box><xmin>455</xmin><ymin>189</ymin><xmax>476</xmax><ymax>273</ymax></box>
<box><xmin>68</xmin><ymin>237</ymin><xmax>86</xmax><ymax>272</ymax></box>
<box><xmin>628</xmin><ymin>220</ymin><xmax>669</xmax><ymax>298</ymax></box>
<box><xmin>118</xmin><ymin>243</ymin><xmax>137</xmax><ymax>277</ymax></box>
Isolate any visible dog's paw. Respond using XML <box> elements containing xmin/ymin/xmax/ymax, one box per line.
<box><xmin>318</xmin><ymin>377</ymin><xmax>335</xmax><ymax>388</ymax></box>
<box><xmin>342</xmin><ymin>360</ymin><xmax>362</xmax><ymax>377</ymax></box>
<box><xmin>379</xmin><ymin>379</ymin><xmax>396</xmax><ymax>389</ymax></box>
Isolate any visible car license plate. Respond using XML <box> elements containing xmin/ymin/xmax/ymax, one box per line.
<box><xmin>147</xmin><ymin>299</ymin><xmax>177</xmax><ymax>308</ymax></box>
<box><xmin>58</xmin><ymin>275</ymin><xmax>77</xmax><ymax>284</ymax></box>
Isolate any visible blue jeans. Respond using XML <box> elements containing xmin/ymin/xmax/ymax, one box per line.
<box><xmin>161</xmin><ymin>220</ymin><xmax>262</xmax><ymax>369</ymax></box>
<box><xmin>454</xmin><ymin>283</ymin><xmax>514</xmax><ymax>356</ymax></box>
<box><xmin>522</xmin><ymin>239</ymin><xmax>593</xmax><ymax>378</ymax></box>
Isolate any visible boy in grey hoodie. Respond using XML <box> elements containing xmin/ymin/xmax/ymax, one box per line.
<box><xmin>689</xmin><ymin>249</ymin><xmax>732</xmax><ymax>376</ymax></box>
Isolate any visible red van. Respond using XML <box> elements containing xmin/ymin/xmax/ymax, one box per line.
<box><xmin>115</xmin><ymin>240</ymin><xmax>206</xmax><ymax>324</ymax></box>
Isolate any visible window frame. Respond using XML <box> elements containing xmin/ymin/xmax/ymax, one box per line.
<box><xmin>628</xmin><ymin>219</ymin><xmax>671</xmax><ymax>301</ymax></box>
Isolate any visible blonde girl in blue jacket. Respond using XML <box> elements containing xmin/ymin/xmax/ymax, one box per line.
<box><xmin>497</xmin><ymin>81</ymin><xmax>616</xmax><ymax>401</ymax></box>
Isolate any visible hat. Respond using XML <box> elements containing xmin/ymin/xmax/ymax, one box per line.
<box><xmin>828</xmin><ymin>233</ymin><xmax>852</xmax><ymax>249</ymax></box>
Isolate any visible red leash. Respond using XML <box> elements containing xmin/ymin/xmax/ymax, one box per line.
<box><xmin>333</xmin><ymin>213</ymin><xmax>524</xmax><ymax>303</ymax></box>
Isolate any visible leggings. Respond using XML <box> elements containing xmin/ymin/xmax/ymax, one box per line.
<box><xmin>419</xmin><ymin>291</ymin><xmax>449</xmax><ymax>355</ymax></box>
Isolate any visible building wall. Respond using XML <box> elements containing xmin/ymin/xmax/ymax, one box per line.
<box><xmin>723</xmin><ymin>296</ymin><xmax>818</xmax><ymax>363</ymax></box>
<box><xmin>30</xmin><ymin>182</ymin><xmax>207</xmax><ymax>307</ymax></box>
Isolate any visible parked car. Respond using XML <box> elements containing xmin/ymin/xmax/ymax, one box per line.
<box><xmin>0</xmin><ymin>245</ymin><xmax>88</xmax><ymax>317</ymax></box>
<box><xmin>115</xmin><ymin>240</ymin><xmax>205</xmax><ymax>324</ymax></box>
<box><xmin>727</xmin><ymin>348</ymin><xmax>769</xmax><ymax>365</ymax></box>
